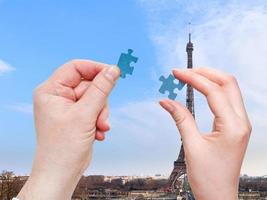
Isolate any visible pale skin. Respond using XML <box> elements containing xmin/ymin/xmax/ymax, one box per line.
<box><xmin>160</xmin><ymin>68</ymin><xmax>252</xmax><ymax>200</ymax></box>
<box><xmin>17</xmin><ymin>61</ymin><xmax>251</xmax><ymax>200</ymax></box>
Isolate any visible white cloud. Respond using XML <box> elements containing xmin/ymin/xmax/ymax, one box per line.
<box><xmin>139</xmin><ymin>0</ymin><xmax>267</xmax><ymax>175</ymax></box>
<box><xmin>6</xmin><ymin>103</ymin><xmax>33</xmax><ymax>114</ymax></box>
<box><xmin>0</xmin><ymin>59</ymin><xmax>15</xmax><ymax>74</ymax></box>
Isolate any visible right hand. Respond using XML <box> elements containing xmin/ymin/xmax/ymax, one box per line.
<box><xmin>160</xmin><ymin>67</ymin><xmax>252</xmax><ymax>200</ymax></box>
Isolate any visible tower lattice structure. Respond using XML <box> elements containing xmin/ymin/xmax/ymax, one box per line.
<box><xmin>169</xmin><ymin>33</ymin><xmax>195</xmax><ymax>193</ymax></box>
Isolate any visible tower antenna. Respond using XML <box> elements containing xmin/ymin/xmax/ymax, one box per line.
<box><xmin>188</xmin><ymin>22</ymin><xmax>192</xmax><ymax>42</ymax></box>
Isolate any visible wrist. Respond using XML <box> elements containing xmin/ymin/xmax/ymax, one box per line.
<box><xmin>18</xmin><ymin>168</ymin><xmax>81</xmax><ymax>200</ymax></box>
<box><xmin>194</xmin><ymin>193</ymin><xmax>238</xmax><ymax>200</ymax></box>
<box><xmin>192</xmin><ymin>184</ymin><xmax>238</xmax><ymax>200</ymax></box>
<box><xmin>17</xmin><ymin>151</ymin><xmax>84</xmax><ymax>200</ymax></box>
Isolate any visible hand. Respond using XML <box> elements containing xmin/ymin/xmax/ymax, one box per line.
<box><xmin>17</xmin><ymin>60</ymin><xmax>120</xmax><ymax>200</ymax></box>
<box><xmin>160</xmin><ymin>68</ymin><xmax>251</xmax><ymax>200</ymax></box>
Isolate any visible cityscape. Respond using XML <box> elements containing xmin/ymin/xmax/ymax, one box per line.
<box><xmin>1</xmin><ymin>23</ymin><xmax>266</xmax><ymax>200</ymax></box>
<box><xmin>0</xmin><ymin>171</ymin><xmax>267</xmax><ymax>200</ymax></box>
<box><xmin>1</xmin><ymin>1</ymin><xmax>266</xmax><ymax>199</ymax></box>
<box><xmin>1</xmin><ymin>35</ymin><xmax>266</xmax><ymax>200</ymax></box>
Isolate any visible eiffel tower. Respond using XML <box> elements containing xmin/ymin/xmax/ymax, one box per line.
<box><xmin>169</xmin><ymin>32</ymin><xmax>195</xmax><ymax>194</ymax></box>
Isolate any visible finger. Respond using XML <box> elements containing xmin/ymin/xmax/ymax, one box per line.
<box><xmin>75</xmin><ymin>81</ymin><xmax>110</xmax><ymax>131</ymax></box>
<box><xmin>76</xmin><ymin>65</ymin><xmax>120</xmax><ymax>118</ymax></box>
<box><xmin>193</xmin><ymin>67</ymin><xmax>248</xmax><ymax>120</ymax></box>
<box><xmin>95</xmin><ymin>130</ymin><xmax>105</xmax><ymax>141</ymax></box>
<box><xmin>49</xmin><ymin>59</ymin><xmax>108</xmax><ymax>88</ymax></box>
<box><xmin>74</xmin><ymin>80</ymin><xmax>91</xmax><ymax>100</ymax></box>
<box><xmin>159</xmin><ymin>99</ymin><xmax>199</xmax><ymax>145</ymax></box>
<box><xmin>97</xmin><ymin>104</ymin><xmax>110</xmax><ymax>132</ymax></box>
<box><xmin>173</xmin><ymin>69</ymin><xmax>235</xmax><ymax>120</ymax></box>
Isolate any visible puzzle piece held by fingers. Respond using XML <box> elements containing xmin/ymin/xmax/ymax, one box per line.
<box><xmin>159</xmin><ymin>74</ymin><xmax>185</xmax><ymax>100</ymax></box>
<box><xmin>117</xmin><ymin>49</ymin><xmax>138</xmax><ymax>78</ymax></box>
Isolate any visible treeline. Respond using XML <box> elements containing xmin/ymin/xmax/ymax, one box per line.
<box><xmin>0</xmin><ymin>171</ymin><xmax>27</xmax><ymax>200</ymax></box>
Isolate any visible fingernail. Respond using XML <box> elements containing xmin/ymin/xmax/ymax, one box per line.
<box><xmin>105</xmin><ymin>65</ymin><xmax>120</xmax><ymax>81</ymax></box>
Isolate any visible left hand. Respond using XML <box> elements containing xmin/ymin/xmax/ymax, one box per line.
<box><xmin>17</xmin><ymin>59</ymin><xmax>120</xmax><ymax>200</ymax></box>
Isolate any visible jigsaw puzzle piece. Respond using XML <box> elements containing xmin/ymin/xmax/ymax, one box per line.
<box><xmin>168</xmin><ymin>92</ymin><xmax>177</xmax><ymax>100</ymax></box>
<box><xmin>117</xmin><ymin>49</ymin><xmax>138</xmax><ymax>78</ymax></box>
<box><xmin>159</xmin><ymin>75</ymin><xmax>177</xmax><ymax>100</ymax></box>
<box><xmin>159</xmin><ymin>74</ymin><xmax>186</xmax><ymax>100</ymax></box>
<box><xmin>159</xmin><ymin>75</ymin><xmax>171</xmax><ymax>94</ymax></box>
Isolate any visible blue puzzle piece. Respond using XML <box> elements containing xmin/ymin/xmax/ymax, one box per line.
<box><xmin>159</xmin><ymin>74</ymin><xmax>185</xmax><ymax>100</ymax></box>
<box><xmin>117</xmin><ymin>49</ymin><xmax>138</xmax><ymax>78</ymax></box>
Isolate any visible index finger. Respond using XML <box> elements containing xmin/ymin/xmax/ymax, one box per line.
<box><xmin>193</xmin><ymin>67</ymin><xmax>248</xmax><ymax>120</ymax></box>
<box><xmin>172</xmin><ymin>69</ymin><xmax>236</xmax><ymax>121</ymax></box>
<box><xmin>49</xmin><ymin>59</ymin><xmax>109</xmax><ymax>88</ymax></box>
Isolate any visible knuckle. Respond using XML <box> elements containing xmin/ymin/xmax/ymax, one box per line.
<box><xmin>238</xmin><ymin>119</ymin><xmax>252</xmax><ymax>135</ymax></box>
<box><xmin>210</xmin><ymin>85</ymin><xmax>223</xmax><ymax>95</ymax></box>
<box><xmin>171</xmin><ymin>111</ymin><xmax>186</xmax><ymax>126</ymax></box>
<box><xmin>244</xmin><ymin>122</ymin><xmax>252</xmax><ymax>135</ymax></box>
<box><xmin>231</xmin><ymin>121</ymin><xmax>252</xmax><ymax>143</ymax></box>
<box><xmin>68</xmin><ymin>59</ymin><xmax>79</xmax><ymax>66</ymax></box>
<box><xmin>65</xmin><ymin>59</ymin><xmax>80</xmax><ymax>70</ymax></box>
<box><xmin>225</xmin><ymin>75</ymin><xmax>237</xmax><ymax>84</ymax></box>
<box><xmin>91</xmin><ymin>81</ymin><xmax>109</xmax><ymax>97</ymax></box>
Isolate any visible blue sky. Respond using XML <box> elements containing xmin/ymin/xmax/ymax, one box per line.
<box><xmin>0</xmin><ymin>0</ymin><xmax>161</xmax><ymax>175</ymax></box>
<box><xmin>1</xmin><ymin>0</ymin><xmax>267</xmax><ymax>176</ymax></box>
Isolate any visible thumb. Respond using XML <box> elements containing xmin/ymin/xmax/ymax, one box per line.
<box><xmin>159</xmin><ymin>99</ymin><xmax>199</xmax><ymax>145</ymax></box>
<box><xmin>76</xmin><ymin>65</ymin><xmax>120</xmax><ymax>118</ymax></box>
